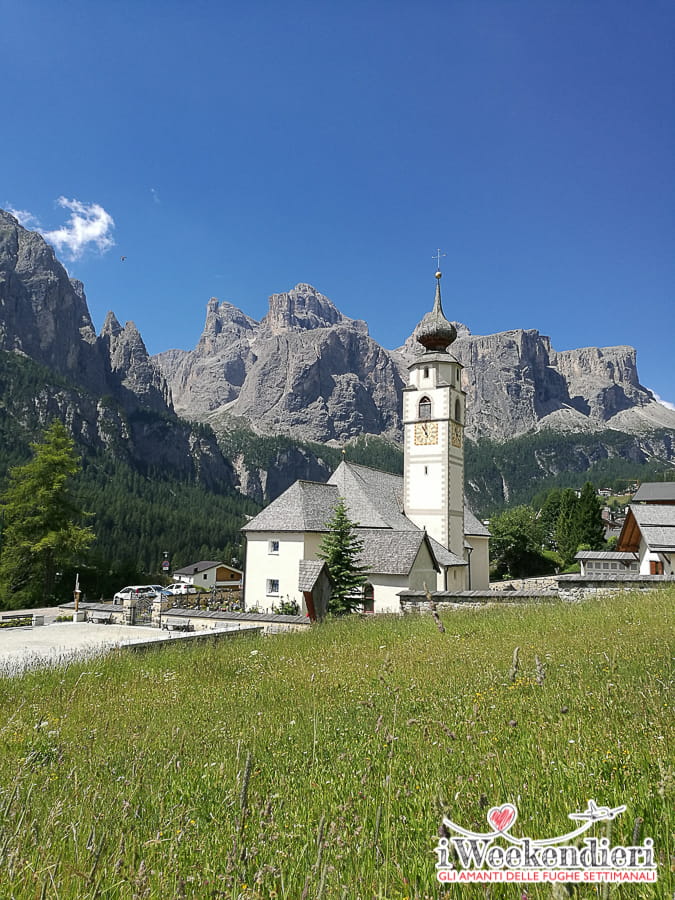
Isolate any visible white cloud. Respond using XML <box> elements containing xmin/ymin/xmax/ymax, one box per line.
<box><xmin>651</xmin><ymin>390</ymin><xmax>675</xmax><ymax>411</ymax></box>
<box><xmin>41</xmin><ymin>197</ymin><xmax>115</xmax><ymax>260</ymax></box>
<box><xmin>150</xmin><ymin>187</ymin><xmax>161</xmax><ymax>205</ymax></box>
<box><xmin>6</xmin><ymin>206</ymin><xmax>42</xmax><ymax>229</ymax></box>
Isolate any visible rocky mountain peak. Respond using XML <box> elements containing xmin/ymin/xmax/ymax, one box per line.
<box><xmin>98</xmin><ymin>316</ymin><xmax>172</xmax><ymax>412</ymax></box>
<box><xmin>199</xmin><ymin>298</ymin><xmax>258</xmax><ymax>353</ymax></box>
<box><xmin>0</xmin><ymin>208</ymin><xmax>108</xmax><ymax>392</ymax></box>
<box><xmin>100</xmin><ymin>310</ymin><xmax>123</xmax><ymax>338</ymax></box>
<box><xmin>261</xmin><ymin>283</ymin><xmax>363</xmax><ymax>334</ymax></box>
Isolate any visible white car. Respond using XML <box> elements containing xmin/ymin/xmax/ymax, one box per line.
<box><xmin>113</xmin><ymin>585</ymin><xmax>156</xmax><ymax>604</ymax></box>
<box><xmin>165</xmin><ymin>582</ymin><xmax>193</xmax><ymax>596</ymax></box>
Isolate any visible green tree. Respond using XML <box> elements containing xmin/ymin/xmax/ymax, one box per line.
<box><xmin>317</xmin><ymin>500</ymin><xmax>368</xmax><ymax>615</ymax></box>
<box><xmin>576</xmin><ymin>481</ymin><xmax>606</xmax><ymax>550</ymax></box>
<box><xmin>489</xmin><ymin>505</ymin><xmax>549</xmax><ymax>579</ymax></box>
<box><xmin>0</xmin><ymin>422</ymin><xmax>95</xmax><ymax>608</ymax></box>
<box><xmin>538</xmin><ymin>488</ymin><xmax>562</xmax><ymax>549</ymax></box>
<box><xmin>555</xmin><ymin>489</ymin><xmax>581</xmax><ymax>566</ymax></box>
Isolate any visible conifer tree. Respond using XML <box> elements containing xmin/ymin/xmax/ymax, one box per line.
<box><xmin>576</xmin><ymin>481</ymin><xmax>606</xmax><ymax>550</ymax></box>
<box><xmin>0</xmin><ymin>422</ymin><xmax>94</xmax><ymax>608</ymax></box>
<box><xmin>317</xmin><ymin>500</ymin><xmax>368</xmax><ymax>615</ymax></box>
<box><xmin>555</xmin><ymin>488</ymin><xmax>581</xmax><ymax>567</ymax></box>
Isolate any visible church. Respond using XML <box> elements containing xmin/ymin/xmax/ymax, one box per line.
<box><xmin>242</xmin><ymin>270</ymin><xmax>490</xmax><ymax>615</ymax></box>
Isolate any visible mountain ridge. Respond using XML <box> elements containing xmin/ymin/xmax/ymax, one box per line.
<box><xmin>154</xmin><ymin>283</ymin><xmax>674</xmax><ymax>444</ymax></box>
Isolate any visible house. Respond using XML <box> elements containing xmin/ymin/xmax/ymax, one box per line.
<box><xmin>616</xmin><ymin>501</ymin><xmax>675</xmax><ymax>575</ymax></box>
<box><xmin>242</xmin><ymin>269</ymin><xmax>490</xmax><ymax>616</ymax></box>
<box><xmin>173</xmin><ymin>560</ymin><xmax>243</xmax><ymax>589</ymax></box>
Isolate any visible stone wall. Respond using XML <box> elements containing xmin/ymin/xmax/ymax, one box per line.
<box><xmin>399</xmin><ymin>590</ymin><xmax>556</xmax><ymax>614</ymax></box>
<box><xmin>556</xmin><ymin>574</ymin><xmax>675</xmax><ymax>603</ymax></box>
<box><xmin>489</xmin><ymin>575</ymin><xmax>559</xmax><ymax>593</ymax></box>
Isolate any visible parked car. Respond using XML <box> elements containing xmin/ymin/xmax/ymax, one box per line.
<box><xmin>148</xmin><ymin>584</ymin><xmax>173</xmax><ymax>599</ymax></box>
<box><xmin>165</xmin><ymin>583</ymin><xmax>194</xmax><ymax>596</ymax></box>
<box><xmin>113</xmin><ymin>585</ymin><xmax>156</xmax><ymax>605</ymax></box>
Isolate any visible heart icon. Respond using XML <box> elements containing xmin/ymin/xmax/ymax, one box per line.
<box><xmin>487</xmin><ymin>804</ymin><xmax>517</xmax><ymax>832</ymax></box>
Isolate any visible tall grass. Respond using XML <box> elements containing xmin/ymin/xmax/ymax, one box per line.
<box><xmin>0</xmin><ymin>590</ymin><xmax>672</xmax><ymax>898</ymax></box>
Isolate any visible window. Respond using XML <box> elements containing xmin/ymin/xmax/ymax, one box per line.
<box><xmin>266</xmin><ymin>579</ymin><xmax>280</xmax><ymax>595</ymax></box>
<box><xmin>454</xmin><ymin>398</ymin><xmax>461</xmax><ymax>422</ymax></box>
<box><xmin>268</xmin><ymin>540</ymin><xmax>280</xmax><ymax>554</ymax></box>
<box><xmin>204</xmin><ymin>573</ymin><xmax>208</xmax><ymax>580</ymax></box>
<box><xmin>423</xmin><ymin>366</ymin><xmax>429</xmax><ymax>379</ymax></box>
<box><xmin>362</xmin><ymin>583</ymin><xmax>374</xmax><ymax>614</ymax></box>
<box><xmin>418</xmin><ymin>396</ymin><xmax>432</xmax><ymax>420</ymax></box>
<box><xmin>650</xmin><ymin>561</ymin><xmax>664</xmax><ymax>575</ymax></box>
<box><xmin>424</xmin><ymin>465</ymin><xmax>428</xmax><ymax>475</ymax></box>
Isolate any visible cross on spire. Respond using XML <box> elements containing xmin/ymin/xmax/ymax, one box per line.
<box><xmin>433</xmin><ymin>248</ymin><xmax>446</xmax><ymax>272</ymax></box>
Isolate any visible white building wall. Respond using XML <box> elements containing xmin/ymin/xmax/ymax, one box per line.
<box><xmin>368</xmin><ymin>575</ymin><xmax>408</xmax><ymax>614</ymax></box>
<box><xmin>244</xmin><ymin>532</ymin><xmax>307</xmax><ymax>613</ymax></box>
<box><xmin>467</xmin><ymin>536</ymin><xmax>490</xmax><ymax>590</ymax></box>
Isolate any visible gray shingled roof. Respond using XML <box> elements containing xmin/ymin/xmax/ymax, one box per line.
<box><xmin>242</xmin><ymin>481</ymin><xmax>339</xmax><ymax>532</ymax></box>
<box><xmin>575</xmin><ymin>551</ymin><xmax>638</xmax><ymax>561</ymax></box>
<box><xmin>464</xmin><ymin>508</ymin><xmax>490</xmax><ymax>537</ymax></box>
<box><xmin>298</xmin><ymin>560</ymin><xmax>328</xmax><ymax>591</ymax></box>
<box><xmin>356</xmin><ymin>529</ymin><xmax>433</xmax><ymax>576</ymax></box>
<box><xmin>173</xmin><ymin>560</ymin><xmax>228</xmax><ymax>575</ymax></box>
<box><xmin>428</xmin><ymin>535</ymin><xmax>467</xmax><ymax>567</ymax></box>
<box><xmin>632</xmin><ymin>483</ymin><xmax>675</xmax><ymax>503</ymax></box>
<box><xmin>630</xmin><ymin>503</ymin><xmax>675</xmax><ymax>551</ymax></box>
<box><xmin>328</xmin><ymin>462</ymin><xmax>414</xmax><ymax>530</ymax></box>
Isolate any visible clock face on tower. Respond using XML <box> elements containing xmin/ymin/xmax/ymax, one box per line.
<box><xmin>414</xmin><ymin>421</ymin><xmax>438</xmax><ymax>445</ymax></box>
<box><xmin>451</xmin><ymin>422</ymin><xmax>463</xmax><ymax>448</ymax></box>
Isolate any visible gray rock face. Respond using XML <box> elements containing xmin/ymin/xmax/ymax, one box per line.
<box><xmin>159</xmin><ymin>281</ymin><xmax>674</xmax><ymax>444</ymax></box>
<box><xmin>0</xmin><ymin>210</ymin><xmax>108</xmax><ymax>393</ymax></box>
<box><xmin>99</xmin><ymin>311</ymin><xmax>173</xmax><ymax>413</ymax></box>
<box><xmin>395</xmin><ymin>326</ymin><xmax>671</xmax><ymax>441</ymax></box>
<box><xmin>0</xmin><ymin>209</ymin><xmax>236</xmax><ymax>491</ymax></box>
<box><xmin>158</xmin><ymin>284</ymin><xmax>403</xmax><ymax>442</ymax></box>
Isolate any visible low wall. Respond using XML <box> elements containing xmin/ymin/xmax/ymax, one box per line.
<box><xmin>556</xmin><ymin>574</ymin><xmax>675</xmax><ymax>602</ymax></box>
<box><xmin>399</xmin><ymin>590</ymin><xmax>557</xmax><ymax>614</ymax></box>
<box><xmin>489</xmin><ymin>575</ymin><xmax>559</xmax><ymax>593</ymax></box>
<box><xmin>162</xmin><ymin>608</ymin><xmax>312</xmax><ymax>635</ymax></box>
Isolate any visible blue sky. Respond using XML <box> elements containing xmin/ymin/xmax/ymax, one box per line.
<box><xmin>3</xmin><ymin>0</ymin><xmax>674</xmax><ymax>405</ymax></box>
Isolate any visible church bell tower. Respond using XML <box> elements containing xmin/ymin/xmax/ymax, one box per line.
<box><xmin>402</xmin><ymin>268</ymin><xmax>465</xmax><ymax>557</ymax></box>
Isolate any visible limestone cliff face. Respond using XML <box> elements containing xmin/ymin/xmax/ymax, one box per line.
<box><xmin>0</xmin><ymin>209</ymin><xmax>235</xmax><ymax>491</ymax></box>
<box><xmin>158</xmin><ymin>280</ymin><xmax>675</xmax><ymax>444</ymax></box>
<box><xmin>99</xmin><ymin>311</ymin><xmax>172</xmax><ymax>413</ymax></box>
<box><xmin>395</xmin><ymin>326</ymin><xmax>672</xmax><ymax>441</ymax></box>
<box><xmin>159</xmin><ymin>284</ymin><xmax>403</xmax><ymax>442</ymax></box>
<box><xmin>0</xmin><ymin>210</ymin><xmax>108</xmax><ymax>393</ymax></box>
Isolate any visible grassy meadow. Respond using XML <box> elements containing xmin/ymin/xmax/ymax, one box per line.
<box><xmin>0</xmin><ymin>591</ymin><xmax>673</xmax><ymax>899</ymax></box>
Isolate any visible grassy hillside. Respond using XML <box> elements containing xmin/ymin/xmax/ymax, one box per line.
<box><xmin>0</xmin><ymin>590</ymin><xmax>672</xmax><ymax>898</ymax></box>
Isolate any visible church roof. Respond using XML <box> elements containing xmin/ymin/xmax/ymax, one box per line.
<box><xmin>328</xmin><ymin>462</ymin><xmax>416</xmax><ymax>531</ymax></box>
<box><xmin>354</xmin><ymin>529</ymin><xmax>444</xmax><ymax>575</ymax></box>
<box><xmin>427</xmin><ymin>535</ymin><xmax>467</xmax><ymax>568</ymax></box>
<box><xmin>242</xmin><ymin>480</ymin><xmax>339</xmax><ymax>532</ymax></box>
<box><xmin>413</xmin><ymin>272</ymin><xmax>457</xmax><ymax>353</ymax></box>
<box><xmin>464</xmin><ymin>508</ymin><xmax>490</xmax><ymax>537</ymax></box>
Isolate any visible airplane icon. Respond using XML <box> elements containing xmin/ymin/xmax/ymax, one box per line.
<box><xmin>568</xmin><ymin>800</ymin><xmax>626</xmax><ymax>823</ymax></box>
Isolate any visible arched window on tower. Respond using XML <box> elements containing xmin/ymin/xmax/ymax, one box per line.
<box><xmin>418</xmin><ymin>397</ymin><xmax>432</xmax><ymax>420</ymax></box>
<box><xmin>454</xmin><ymin>398</ymin><xmax>462</xmax><ymax>423</ymax></box>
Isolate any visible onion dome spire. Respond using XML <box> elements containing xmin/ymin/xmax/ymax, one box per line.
<box><xmin>414</xmin><ymin>269</ymin><xmax>457</xmax><ymax>352</ymax></box>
